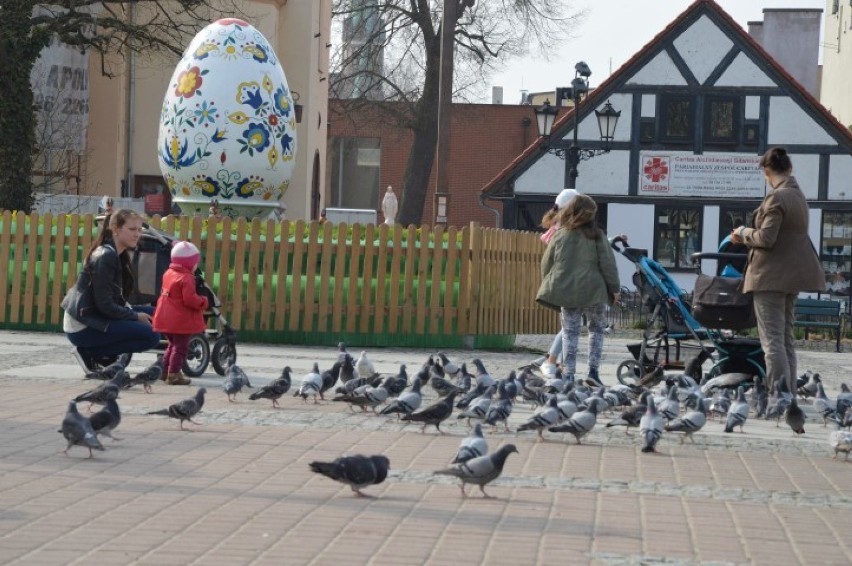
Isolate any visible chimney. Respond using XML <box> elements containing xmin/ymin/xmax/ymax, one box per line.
<box><xmin>492</xmin><ymin>86</ymin><xmax>504</xmax><ymax>105</ymax></box>
<box><xmin>749</xmin><ymin>9</ymin><xmax>822</xmax><ymax>96</ymax></box>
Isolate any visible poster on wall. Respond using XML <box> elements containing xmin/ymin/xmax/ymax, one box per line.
<box><xmin>639</xmin><ymin>152</ymin><xmax>765</xmax><ymax>198</ymax></box>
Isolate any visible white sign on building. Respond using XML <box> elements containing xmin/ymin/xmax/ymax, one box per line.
<box><xmin>638</xmin><ymin>152</ymin><xmax>764</xmax><ymax>198</ymax></box>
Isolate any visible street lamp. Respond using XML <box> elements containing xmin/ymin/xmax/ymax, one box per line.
<box><xmin>534</xmin><ymin>61</ymin><xmax>621</xmax><ymax>190</ymax></box>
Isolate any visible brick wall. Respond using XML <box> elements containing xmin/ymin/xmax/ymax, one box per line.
<box><xmin>328</xmin><ymin>100</ymin><xmax>545</xmax><ymax>228</ymax></box>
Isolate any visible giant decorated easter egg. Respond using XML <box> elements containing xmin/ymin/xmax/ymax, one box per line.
<box><xmin>157</xmin><ymin>18</ymin><xmax>297</xmax><ymax>219</ymax></box>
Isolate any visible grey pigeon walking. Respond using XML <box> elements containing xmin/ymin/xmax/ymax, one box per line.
<box><xmin>813</xmin><ymin>382</ymin><xmax>837</xmax><ymax>427</ymax></box>
<box><xmin>431</xmin><ymin>374</ymin><xmax>464</xmax><ymax>397</ymax></box>
<box><xmin>434</xmin><ymin>444</ymin><xmax>518</xmax><ymax>498</ymax></box>
<box><xmin>483</xmin><ymin>385</ymin><xmax>513</xmax><ymax>432</ymax></box>
<box><xmin>471</xmin><ymin>358</ymin><xmax>495</xmax><ymax>389</ymax></box>
<box><xmin>549</xmin><ymin>402</ymin><xmax>599</xmax><ymax>444</ymax></box>
<box><xmin>147</xmin><ymin>387</ymin><xmax>207</xmax><ymax>430</ymax></box>
<box><xmin>658</xmin><ymin>385</ymin><xmax>680</xmax><ymax>421</ymax></box>
<box><xmin>639</xmin><ymin>396</ymin><xmax>664</xmax><ymax>453</ymax></box>
<box><xmin>249</xmin><ymin>366</ymin><xmax>292</xmax><ymax>408</ymax></box>
<box><xmin>438</xmin><ymin>352</ymin><xmax>461</xmax><ymax>379</ymax></box>
<box><xmin>724</xmin><ymin>387</ymin><xmax>749</xmax><ymax>433</ymax></box>
<box><xmin>61</xmin><ymin>401</ymin><xmax>104</xmax><ymax>458</ymax></box>
<box><xmin>452</xmin><ymin>423</ymin><xmax>488</xmax><ymax>464</ymax></box>
<box><xmin>89</xmin><ymin>398</ymin><xmax>122</xmax><ymax>441</ymax></box>
<box><xmin>222</xmin><ymin>364</ymin><xmax>253</xmax><ymax>402</ymax></box>
<box><xmin>127</xmin><ymin>359</ymin><xmax>164</xmax><ymax>393</ymax></box>
<box><xmin>332</xmin><ymin>385</ymin><xmax>389</xmax><ymax>412</ymax></box>
<box><xmin>309</xmin><ymin>454</ymin><xmax>390</xmax><ymax>497</ymax></box>
<box><xmin>400</xmin><ymin>391</ymin><xmax>457</xmax><ymax>434</ymax></box>
<box><xmin>665</xmin><ymin>394</ymin><xmax>706</xmax><ymax>443</ymax></box>
<box><xmin>517</xmin><ymin>396</ymin><xmax>560</xmax><ymax>441</ymax></box>
<box><xmin>606</xmin><ymin>391</ymin><xmax>651</xmax><ymax>435</ymax></box>
<box><xmin>83</xmin><ymin>354</ymin><xmax>130</xmax><ymax>380</ymax></box>
<box><xmin>379</xmin><ymin>377</ymin><xmax>422</xmax><ymax>417</ymax></box>
<box><xmin>456</xmin><ymin>385</ymin><xmax>494</xmax><ymax>426</ymax></box>
<box><xmin>74</xmin><ymin>371</ymin><xmax>127</xmax><ymax>410</ymax></box>
<box><xmin>784</xmin><ymin>397</ymin><xmax>806</xmax><ymax>436</ymax></box>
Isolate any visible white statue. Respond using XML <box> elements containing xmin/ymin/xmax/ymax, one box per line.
<box><xmin>381</xmin><ymin>185</ymin><xmax>398</xmax><ymax>225</ymax></box>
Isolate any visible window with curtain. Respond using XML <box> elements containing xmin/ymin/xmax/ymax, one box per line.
<box><xmin>328</xmin><ymin>137</ymin><xmax>381</xmax><ymax>210</ymax></box>
<box><xmin>821</xmin><ymin>211</ymin><xmax>852</xmax><ymax>301</ymax></box>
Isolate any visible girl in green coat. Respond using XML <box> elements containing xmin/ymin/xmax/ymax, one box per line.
<box><xmin>537</xmin><ymin>194</ymin><xmax>621</xmax><ymax>387</ymax></box>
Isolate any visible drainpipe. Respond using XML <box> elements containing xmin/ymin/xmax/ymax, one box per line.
<box><xmin>478</xmin><ymin>192</ymin><xmax>502</xmax><ymax>228</ymax></box>
<box><xmin>123</xmin><ymin>4</ymin><xmax>135</xmax><ymax>198</ymax></box>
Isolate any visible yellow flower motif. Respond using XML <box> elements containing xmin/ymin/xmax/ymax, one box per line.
<box><xmin>262</xmin><ymin>74</ymin><xmax>273</xmax><ymax>93</ymax></box>
<box><xmin>226</xmin><ymin>45</ymin><xmax>236</xmax><ymax>55</ymax></box>
<box><xmin>182</xmin><ymin>186</ymin><xmax>192</xmax><ymax>196</ymax></box>
<box><xmin>228</xmin><ymin>111</ymin><xmax>250</xmax><ymax>124</ymax></box>
<box><xmin>169</xmin><ymin>136</ymin><xmax>181</xmax><ymax>162</ymax></box>
<box><xmin>267</xmin><ymin>146</ymin><xmax>278</xmax><ymax>168</ymax></box>
<box><xmin>262</xmin><ymin>190</ymin><xmax>274</xmax><ymax>200</ymax></box>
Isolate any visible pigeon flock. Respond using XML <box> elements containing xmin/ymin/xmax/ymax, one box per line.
<box><xmin>60</xmin><ymin>345</ymin><xmax>852</xmax><ymax>499</ymax></box>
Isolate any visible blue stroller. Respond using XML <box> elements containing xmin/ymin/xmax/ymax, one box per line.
<box><xmin>612</xmin><ymin>236</ymin><xmax>765</xmax><ymax>386</ymax></box>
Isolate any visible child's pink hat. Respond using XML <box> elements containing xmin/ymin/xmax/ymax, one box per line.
<box><xmin>171</xmin><ymin>241</ymin><xmax>200</xmax><ymax>269</ymax></box>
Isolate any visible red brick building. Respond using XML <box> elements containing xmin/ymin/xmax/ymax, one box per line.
<box><xmin>327</xmin><ymin>100</ymin><xmax>553</xmax><ymax>227</ymax></box>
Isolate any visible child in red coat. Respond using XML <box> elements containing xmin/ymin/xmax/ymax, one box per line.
<box><xmin>153</xmin><ymin>241</ymin><xmax>209</xmax><ymax>385</ymax></box>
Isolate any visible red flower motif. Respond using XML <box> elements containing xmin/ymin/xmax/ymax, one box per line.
<box><xmin>268</xmin><ymin>114</ymin><xmax>279</xmax><ymax>126</ymax></box>
<box><xmin>643</xmin><ymin>157</ymin><xmax>669</xmax><ymax>182</ymax></box>
<box><xmin>175</xmin><ymin>66</ymin><xmax>203</xmax><ymax>99</ymax></box>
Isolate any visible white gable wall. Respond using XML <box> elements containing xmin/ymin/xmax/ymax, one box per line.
<box><xmin>768</xmin><ymin>97</ymin><xmax>837</xmax><ymax>145</ymax></box>
<box><xmin>625</xmin><ymin>51</ymin><xmax>687</xmax><ymax>85</ymax></box>
<box><xmin>672</xmin><ymin>14</ymin><xmax>733</xmax><ymax>84</ymax></box>
<box><xmin>715</xmin><ymin>52</ymin><xmax>777</xmax><ymax>87</ymax></box>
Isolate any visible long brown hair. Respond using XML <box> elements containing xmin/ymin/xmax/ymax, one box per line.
<box><xmin>86</xmin><ymin>208</ymin><xmax>141</xmax><ymax>300</ymax></box>
<box><xmin>556</xmin><ymin>194</ymin><xmax>600</xmax><ymax>239</ymax></box>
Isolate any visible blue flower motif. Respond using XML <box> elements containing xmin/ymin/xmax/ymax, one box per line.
<box><xmin>197</xmin><ymin>176</ymin><xmax>221</xmax><ymax>197</ymax></box>
<box><xmin>249</xmin><ymin>45</ymin><xmax>268</xmax><ymax>63</ymax></box>
<box><xmin>238</xmin><ymin>83</ymin><xmax>264</xmax><ymax>110</ymax></box>
<box><xmin>161</xmin><ymin>136</ymin><xmax>195</xmax><ymax>168</ymax></box>
<box><xmin>242</xmin><ymin>122</ymin><xmax>270</xmax><ymax>153</ymax></box>
<box><xmin>194</xmin><ymin>101</ymin><xmax>217</xmax><ymax>125</ymax></box>
<box><xmin>273</xmin><ymin>88</ymin><xmax>290</xmax><ymax>117</ymax></box>
<box><xmin>211</xmin><ymin>129</ymin><xmax>227</xmax><ymax>143</ymax></box>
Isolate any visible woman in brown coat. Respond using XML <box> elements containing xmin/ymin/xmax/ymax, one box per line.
<box><xmin>731</xmin><ymin>147</ymin><xmax>826</xmax><ymax>394</ymax></box>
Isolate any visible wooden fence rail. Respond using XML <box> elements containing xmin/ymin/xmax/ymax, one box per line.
<box><xmin>0</xmin><ymin>212</ymin><xmax>554</xmax><ymax>346</ymax></box>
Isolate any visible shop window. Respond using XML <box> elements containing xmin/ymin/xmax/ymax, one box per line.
<box><xmin>328</xmin><ymin>137</ymin><xmax>381</xmax><ymax>209</ymax></box>
<box><xmin>821</xmin><ymin>211</ymin><xmax>852</xmax><ymax>301</ymax></box>
<box><xmin>655</xmin><ymin>207</ymin><xmax>701</xmax><ymax>270</ymax></box>
<box><xmin>704</xmin><ymin>96</ymin><xmax>739</xmax><ymax>145</ymax></box>
<box><xmin>660</xmin><ymin>95</ymin><xmax>693</xmax><ymax>143</ymax></box>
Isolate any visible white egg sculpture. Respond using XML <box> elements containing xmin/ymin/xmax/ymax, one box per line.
<box><xmin>158</xmin><ymin>18</ymin><xmax>297</xmax><ymax>219</ymax></box>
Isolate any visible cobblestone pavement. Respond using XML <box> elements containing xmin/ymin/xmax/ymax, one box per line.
<box><xmin>0</xmin><ymin>330</ymin><xmax>850</xmax><ymax>566</ymax></box>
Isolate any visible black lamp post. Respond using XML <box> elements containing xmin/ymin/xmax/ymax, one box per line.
<box><xmin>534</xmin><ymin>61</ymin><xmax>621</xmax><ymax>190</ymax></box>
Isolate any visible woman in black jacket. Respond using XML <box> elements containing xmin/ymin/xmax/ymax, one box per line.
<box><xmin>61</xmin><ymin>209</ymin><xmax>160</xmax><ymax>370</ymax></box>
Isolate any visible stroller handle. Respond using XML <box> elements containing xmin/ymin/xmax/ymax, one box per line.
<box><xmin>610</xmin><ymin>235</ymin><xmax>628</xmax><ymax>252</ymax></box>
<box><xmin>690</xmin><ymin>252</ymin><xmax>747</xmax><ymax>265</ymax></box>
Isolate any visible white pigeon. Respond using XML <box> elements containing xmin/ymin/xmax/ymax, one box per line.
<box><xmin>356</xmin><ymin>351</ymin><xmax>377</xmax><ymax>379</ymax></box>
<box><xmin>828</xmin><ymin>429</ymin><xmax>852</xmax><ymax>460</ymax></box>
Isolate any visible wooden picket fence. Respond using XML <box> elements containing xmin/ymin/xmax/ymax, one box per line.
<box><xmin>0</xmin><ymin>212</ymin><xmax>554</xmax><ymax>346</ymax></box>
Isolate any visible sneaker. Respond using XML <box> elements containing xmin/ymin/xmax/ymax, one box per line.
<box><xmin>72</xmin><ymin>347</ymin><xmax>97</xmax><ymax>372</ymax></box>
<box><xmin>585</xmin><ymin>368</ymin><xmax>604</xmax><ymax>388</ymax></box>
<box><xmin>540</xmin><ymin>362</ymin><xmax>558</xmax><ymax>377</ymax></box>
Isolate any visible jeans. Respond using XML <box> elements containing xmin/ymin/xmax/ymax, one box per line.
<box><xmin>163</xmin><ymin>333</ymin><xmax>192</xmax><ymax>374</ymax></box>
<box><xmin>560</xmin><ymin>303</ymin><xmax>607</xmax><ymax>375</ymax></box>
<box><xmin>548</xmin><ymin>331</ymin><xmax>563</xmax><ymax>362</ymax></box>
<box><xmin>753</xmin><ymin>291</ymin><xmax>797</xmax><ymax>393</ymax></box>
<box><xmin>67</xmin><ymin>305</ymin><xmax>160</xmax><ymax>358</ymax></box>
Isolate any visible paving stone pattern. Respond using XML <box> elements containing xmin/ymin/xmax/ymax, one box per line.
<box><xmin>0</xmin><ymin>330</ymin><xmax>850</xmax><ymax>565</ymax></box>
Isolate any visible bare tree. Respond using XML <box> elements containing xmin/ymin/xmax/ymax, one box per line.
<box><xmin>330</xmin><ymin>0</ymin><xmax>581</xmax><ymax>225</ymax></box>
<box><xmin>0</xmin><ymin>0</ymin><xmax>242</xmax><ymax>213</ymax></box>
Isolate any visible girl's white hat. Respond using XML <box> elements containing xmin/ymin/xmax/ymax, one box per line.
<box><xmin>555</xmin><ymin>189</ymin><xmax>580</xmax><ymax>210</ymax></box>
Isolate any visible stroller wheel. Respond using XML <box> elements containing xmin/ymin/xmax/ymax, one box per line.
<box><xmin>182</xmin><ymin>333</ymin><xmax>211</xmax><ymax>377</ymax></box>
<box><xmin>212</xmin><ymin>336</ymin><xmax>237</xmax><ymax>376</ymax></box>
<box><xmin>616</xmin><ymin>360</ymin><xmax>644</xmax><ymax>386</ymax></box>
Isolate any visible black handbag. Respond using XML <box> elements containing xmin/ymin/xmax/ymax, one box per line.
<box><xmin>691</xmin><ymin>274</ymin><xmax>755</xmax><ymax>330</ymax></box>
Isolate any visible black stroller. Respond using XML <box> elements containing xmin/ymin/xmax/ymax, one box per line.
<box><xmin>611</xmin><ymin>236</ymin><xmax>765</xmax><ymax>387</ymax></box>
<box><xmin>128</xmin><ymin>223</ymin><xmax>237</xmax><ymax>376</ymax></box>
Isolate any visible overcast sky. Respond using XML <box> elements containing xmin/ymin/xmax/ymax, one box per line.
<box><xmin>486</xmin><ymin>0</ymin><xmax>827</xmax><ymax>104</ymax></box>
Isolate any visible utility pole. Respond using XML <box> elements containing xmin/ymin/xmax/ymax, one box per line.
<box><xmin>434</xmin><ymin>0</ymin><xmax>457</xmax><ymax>225</ymax></box>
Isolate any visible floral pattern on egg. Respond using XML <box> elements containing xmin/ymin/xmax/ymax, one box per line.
<box><xmin>158</xmin><ymin>18</ymin><xmax>297</xmax><ymax>219</ymax></box>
